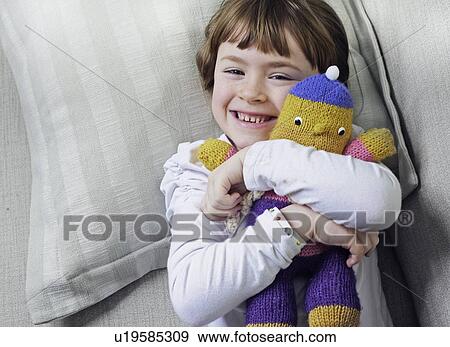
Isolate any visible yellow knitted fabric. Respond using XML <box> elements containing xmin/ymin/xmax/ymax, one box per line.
<box><xmin>198</xmin><ymin>138</ymin><xmax>233</xmax><ymax>171</ymax></box>
<box><xmin>308</xmin><ymin>305</ymin><xmax>360</xmax><ymax>327</ymax></box>
<box><xmin>359</xmin><ymin>128</ymin><xmax>397</xmax><ymax>161</ymax></box>
<box><xmin>270</xmin><ymin>95</ymin><xmax>353</xmax><ymax>154</ymax></box>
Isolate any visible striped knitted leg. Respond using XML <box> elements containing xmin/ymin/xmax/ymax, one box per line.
<box><xmin>244</xmin><ymin>193</ymin><xmax>293</xmax><ymax>326</ymax></box>
<box><xmin>245</xmin><ymin>267</ymin><xmax>297</xmax><ymax>327</ymax></box>
<box><xmin>305</xmin><ymin>247</ymin><xmax>361</xmax><ymax>327</ymax></box>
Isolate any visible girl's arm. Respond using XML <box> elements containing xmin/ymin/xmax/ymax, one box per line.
<box><xmin>243</xmin><ymin>138</ymin><xmax>402</xmax><ymax>232</ymax></box>
<box><xmin>160</xmin><ymin>142</ymin><xmax>303</xmax><ymax>326</ymax></box>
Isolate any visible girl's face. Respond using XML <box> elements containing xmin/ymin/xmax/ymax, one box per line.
<box><xmin>212</xmin><ymin>34</ymin><xmax>318</xmax><ymax>150</ymax></box>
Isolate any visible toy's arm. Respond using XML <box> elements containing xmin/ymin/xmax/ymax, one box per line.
<box><xmin>197</xmin><ymin>138</ymin><xmax>237</xmax><ymax>171</ymax></box>
<box><xmin>344</xmin><ymin>128</ymin><xmax>396</xmax><ymax>162</ymax></box>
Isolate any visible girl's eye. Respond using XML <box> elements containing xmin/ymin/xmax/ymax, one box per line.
<box><xmin>270</xmin><ymin>74</ymin><xmax>292</xmax><ymax>80</ymax></box>
<box><xmin>338</xmin><ymin>127</ymin><xmax>346</xmax><ymax>136</ymax></box>
<box><xmin>294</xmin><ymin>116</ymin><xmax>303</xmax><ymax>126</ymax></box>
<box><xmin>224</xmin><ymin>69</ymin><xmax>244</xmax><ymax>75</ymax></box>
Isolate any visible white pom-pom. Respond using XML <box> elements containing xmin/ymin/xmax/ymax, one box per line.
<box><xmin>325</xmin><ymin>65</ymin><xmax>340</xmax><ymax>81</ymax></box>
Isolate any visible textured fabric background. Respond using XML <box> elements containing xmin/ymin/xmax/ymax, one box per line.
<box><xmin>0</xmin><ymin>0</ymin><xmax>421</xmax><ymax>325</ymax></box>
<box><xmin>0</xmin><ymin>35</ymin><xmax>33</xmax><ymax>326</ymax></box>
<box><xmin>340</xmin><ymin>0</ymin><xmax>419</xmax><ymax>198</ymax></box>
<box><xmin>361</xmin><ymin>0</ymin><xmax>450</xmax><ymax>326</ymax></box>
<box><xmin>0</xmin><ymin>35</ymin><xmax>183</xmax><ymax>327</ymax></box>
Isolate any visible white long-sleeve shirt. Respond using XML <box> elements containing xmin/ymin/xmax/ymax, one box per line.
<box><xmin>160</xmin><ymin>126</ymin><xmax>401</xmax><ymax>326</ymax></box>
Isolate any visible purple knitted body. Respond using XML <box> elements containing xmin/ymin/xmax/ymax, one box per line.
<box><xmin>245</xmin><ymin>191</ymin><xmax>331</xmax><ymax>257</ymax></box>
<box><xmin>244</xmin><ymin>191</ymin><xmax>360</xmax><ymax>327</ymax></box>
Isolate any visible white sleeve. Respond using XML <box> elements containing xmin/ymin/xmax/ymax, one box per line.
<box><xmin>160</xmin><ymin>141</ymin><xmax>303</xmax><ymax>326</ymax></box>
<box><xmin>243</xmin><ymin>138</ymin><xmax>402</xmax><ymax>231</ymax></box>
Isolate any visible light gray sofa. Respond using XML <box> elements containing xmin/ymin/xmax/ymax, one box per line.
<box><xmin>0</xmin><ymin>0</ymin><xmax>448</xmax><ymax>327</ymax></box>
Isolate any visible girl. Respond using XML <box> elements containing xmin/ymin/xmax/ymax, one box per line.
<box><xmin>160</xmin><ymin>0</ymin><xmax>401</xmax><ymax>326</ymax></box>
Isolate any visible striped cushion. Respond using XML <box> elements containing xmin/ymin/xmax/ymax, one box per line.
<box><xmin>0</xmin><ymin>0</ymin><xmax>416</xmax><ymax>324</ymax></box>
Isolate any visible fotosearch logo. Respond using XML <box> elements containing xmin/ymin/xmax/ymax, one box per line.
<box><xmin>63</xmin><ymin>209</ymin><xmax>414</xmax><ymax>246</ymax></box>
<box><xmin>63</xmin><ymin>214</ymin><xmax>169</xmax><ymax>242</ymax></box>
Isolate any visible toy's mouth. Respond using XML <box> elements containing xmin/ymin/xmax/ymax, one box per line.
<box><xmin>229</xmin><ymin>110</ymin><xmax>277</xmax><ymax>124</ymax></box>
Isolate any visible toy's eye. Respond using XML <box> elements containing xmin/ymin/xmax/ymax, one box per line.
<box><xmin>294</xmin><ymin>117</ymin><xmax>303</xmax><ymax>126</ymax></box>
<box><xmin>338</xmin><ymin>127</ymin><xmax>346</xmax><ymax>136</ymax></box>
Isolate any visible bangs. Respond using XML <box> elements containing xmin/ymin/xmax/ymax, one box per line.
<box><xmin>214</xmin><ymin>1</ymin><xmax>297</xmax><ymax>58</ymax></box>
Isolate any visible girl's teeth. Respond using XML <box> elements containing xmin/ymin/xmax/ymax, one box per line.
<box><xmin>236</xmin><ymin>111</ymin><xmax>270</xmax><ymax>123</ymax></box>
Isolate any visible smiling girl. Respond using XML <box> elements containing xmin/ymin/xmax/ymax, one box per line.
<box><xmin>160</xmin><ymin>0</ymin><xmax>400</xmax><ymax>326</ymax></box>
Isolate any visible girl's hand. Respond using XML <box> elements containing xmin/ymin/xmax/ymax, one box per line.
<box><xmin>281</xmin><ymin>204</ymin><xmax>379</xmax><ymax>267</ymax></box>
<box><xmin>201</xmin><ymin>147</ymin><xmax>250</xmax><ymax>221</ymax></box>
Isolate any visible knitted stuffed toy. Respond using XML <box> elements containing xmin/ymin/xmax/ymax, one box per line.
<box><xmin>197</xmin><ymin>66</ymin><xmax>396</xmax><ymax>327</ymax></box>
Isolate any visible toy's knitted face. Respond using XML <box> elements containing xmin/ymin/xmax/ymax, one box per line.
<box><xmin>269</xmin><ymin>67</ymin><xmax>353</xmax><ymax>154</ymax></box>
<box><xmin>270</xmin><ymin>94</ymin><xmax>352</xmax><ymax>154</ymax></box>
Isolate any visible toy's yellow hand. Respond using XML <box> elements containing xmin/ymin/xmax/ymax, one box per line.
<box><xmin>358</xmin><ymin>128</ymin><xmax>396</xmax><ymax>162</ymax></box>
<box><xmin>198</xmin><ymin>138</ymin><xmax>235</xmax><ymax>171</ymax></box>
<box><xmin>343</xmin><ymin>128</ymin><xmax>396</xmax><ymax>162</ymax></box>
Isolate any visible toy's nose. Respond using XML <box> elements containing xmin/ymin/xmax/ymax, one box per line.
<box><xmin>313</xmin><ymin>123</ymin><xmax>327</xmax><ymax>135</ymax></box>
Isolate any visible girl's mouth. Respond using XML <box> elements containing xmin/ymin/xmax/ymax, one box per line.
<box><xmin>229</xmin><ymin>110</ymin><xmax>277</xmax><ymax>128</ymax></box>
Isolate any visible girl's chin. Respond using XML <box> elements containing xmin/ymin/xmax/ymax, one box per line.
<box><xmin>229</xmin><ymin>132</ymin><xmax>269</xmax><ymax>150</ymax></box>
<box><xmin>225</xmin><ymin>112</ymin><xmax>277</xmax><ymax>148</ymax></box>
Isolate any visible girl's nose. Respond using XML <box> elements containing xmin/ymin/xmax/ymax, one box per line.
<box><xmin>238</xmin><ymin>80</ymin><xmax>267</xmax><ymax>103</ymax></box>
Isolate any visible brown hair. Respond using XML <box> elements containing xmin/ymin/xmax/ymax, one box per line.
<box><xmin>196</xmin><ymin>0</ymin><xmax>349</xmax><ymax>93</ymax></box>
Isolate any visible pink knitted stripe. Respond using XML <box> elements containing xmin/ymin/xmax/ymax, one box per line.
<box><xmin>299</xmin><ymin>243</ymin><xmax>330</xmax><ymax>257</ymax></box>
<box><xmin>343</xmin><ymin>138</ymin><xmax>374</xmax><ymax>161</ymax></box>
<box><xmin>262</xmin><ymin>191</ymin><xmax>290</xmax><ymax>202</ymax></box>
<box><xmin>225</xmin><ymin>146</ymin><xmax>238</xmax><ymax>161</ymax></box>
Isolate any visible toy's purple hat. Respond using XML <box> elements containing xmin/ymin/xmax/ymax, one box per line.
<box><xmin>289</xmin><ymin>66</ymin><xmax>353</xmax><ymax>108</ymax></box>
